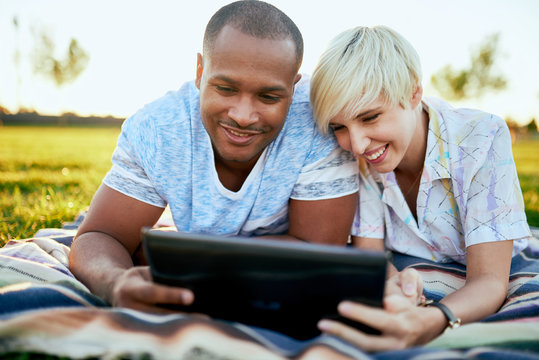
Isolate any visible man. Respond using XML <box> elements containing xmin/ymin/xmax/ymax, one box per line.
<box><xmin>69</xmin><ymin>0</ymin><xmax>359</xmax><ymax>313</ymax></box>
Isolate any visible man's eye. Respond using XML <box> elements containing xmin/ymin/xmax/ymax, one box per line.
<box><xmin>260</xmin><ymin>94</ymin><xmax>280</xmax><ymax>102</ymax></box>
<box><xmin>216</xmin><ymin>86</ymin><xmax>235</xmax><ymax>93</ymax></box>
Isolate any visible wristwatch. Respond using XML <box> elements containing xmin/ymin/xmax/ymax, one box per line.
<box><xmin>419</xmin><ymin>299</ymin><xmax>461</xmax><ymax>329</ymax></box>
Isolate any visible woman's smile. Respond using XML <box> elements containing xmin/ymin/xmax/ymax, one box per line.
<box><xmin>364</xmin><ymin>144</ymin><xmax>389</xmax><ymax>163</ymax></box>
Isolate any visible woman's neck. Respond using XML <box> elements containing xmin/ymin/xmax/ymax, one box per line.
<box><xmin>396</xmin><ymin>103</ymin><xmax>429</xmax><ymax>179</ymax></box>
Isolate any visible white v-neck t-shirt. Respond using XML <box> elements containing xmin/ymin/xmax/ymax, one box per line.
<box><xmin>104</xmin><ymin>78</ymin><xmax>358</xmax><ymax>236</ymax></box>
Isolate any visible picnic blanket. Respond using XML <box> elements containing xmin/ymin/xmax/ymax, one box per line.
<box><xmin>1</xmin><ymin>228</ymin><xmax>538</xmax><ymax>359</ymax></box>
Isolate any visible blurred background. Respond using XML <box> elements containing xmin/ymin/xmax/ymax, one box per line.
<box><xmin>1</xmin><ymin>0</ymin><xmax>538</xmax><ymax>244</ymax></box>
<box><xmin>1</xmin><ymin>0</ymin><xmax>538</xmax><ymax>124</ymax></box>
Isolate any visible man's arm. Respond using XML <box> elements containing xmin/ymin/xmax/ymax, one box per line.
<box><xmin>287</xmin><ymin>192</ymin><xmax>358</xmax><ymax>246</ymax></box>
<box><xmin>69</xmin><ymin>184</ymin><xmax>194</xmax><ymax>311</ymax></box>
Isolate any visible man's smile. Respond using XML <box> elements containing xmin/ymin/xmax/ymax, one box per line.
<box><xmin>220</xmin><ymin>122</ymin><xmax>265</xmax><ymax>145</ymax></box>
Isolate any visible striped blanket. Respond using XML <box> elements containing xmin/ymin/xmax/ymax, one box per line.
<box><xmin>1</xmin><ymin>229</ymin><xmax>538</xmax><ymax>359</ymax></box>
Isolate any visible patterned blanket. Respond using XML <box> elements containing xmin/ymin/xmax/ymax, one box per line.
<box><xmin>1</xmin><ymin>229</ymin><xmax>538</xmax><ymax>359</ymax></box>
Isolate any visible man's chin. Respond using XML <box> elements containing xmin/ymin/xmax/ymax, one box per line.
<box><xmin>214</xmin><ymin>148</ymin><xmax>263</xmax><ymax>167</ymax></box>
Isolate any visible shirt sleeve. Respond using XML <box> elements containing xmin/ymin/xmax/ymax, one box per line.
<box><xmin>102</xmin><ymin>113</ymin><xmax>167</xmax><ymax>208</ymax></box>
<box><xmin>351</xmin><ymin>163</ymin><xmax>385</xmax><ymax>238</ymax></box>
<box><xmin>290</xmin><ymin>147</ymin><xmax>359</xmax><ymax>200</ymax></box>
<box><xmin>463</xmin><ymin>120</ymin><xmax>531</xmax><ymax>247</ymax></box>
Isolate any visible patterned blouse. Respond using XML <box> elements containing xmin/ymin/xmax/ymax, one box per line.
<box><xmin>351</xmin><ymin>97</ymin><xmax>531</xmax><ymax>264</ymax></box>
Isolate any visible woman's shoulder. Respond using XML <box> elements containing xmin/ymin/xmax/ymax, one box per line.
<box><xmin>424</xmin><ymin>97</ymin><xmax>508</xmax><ymax>150</ymax></box>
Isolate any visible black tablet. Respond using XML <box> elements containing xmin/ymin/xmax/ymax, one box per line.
<box><xmin>142</xmin><ymin>228</ymin><xmax>388</xmax><ymax>339</ymax></box>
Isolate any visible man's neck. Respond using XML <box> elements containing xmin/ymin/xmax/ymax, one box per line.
<box><xmin>214</xmin><ymin>154</ymin><xmax>261</xmax><ymax>192</ymax></box>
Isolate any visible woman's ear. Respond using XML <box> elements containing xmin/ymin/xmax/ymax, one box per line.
<box><xmin>410</xmin><ymin>85</ymin><xmax>423</xmax><ymax>109</ymax></box>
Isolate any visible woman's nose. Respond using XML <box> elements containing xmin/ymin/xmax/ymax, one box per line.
<box><xmin>349</xmin><ymin>127</ymin><xmax>370</xmax><ymax>157</ymax></box>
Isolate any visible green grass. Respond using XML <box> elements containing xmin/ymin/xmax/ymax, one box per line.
<box><xmin>512</xmin><ymin>138</ymin><xmax>539</xmax><ymax>226</ymax></box>
<box><xmin>0</xmin><ymin>126</ymin><xmax>120</xmax><ymax>246</ymax></box>
<box><xmin>0</xmin><ymin>126</ymin><xmax>538</xmax><ymax>247</ymax></box>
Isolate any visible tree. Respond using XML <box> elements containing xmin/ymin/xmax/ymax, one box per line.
<box><xmin>526</xmin><ymin>118</ymin><xmax>537</xmax><ymax>133</ymax></box>
<box><xmin>31</xmin><ymin>27</ymin><xmax>89</xmax><ymax>87</ymax></box>
<box><xmin>431</xmin><ymin>33</ymin><xmax>507</xmax><ymax>101</ymax></box>
<box><xmin>13</xmin><ymin>16</ymin><xmax>22</xmax><ymax>109</ymax></box>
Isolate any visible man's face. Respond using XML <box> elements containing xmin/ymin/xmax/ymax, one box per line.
<box><xmin>196</xmin><ymin>25</ymin><xmax>301</xmax><ymax>169</ymax></box>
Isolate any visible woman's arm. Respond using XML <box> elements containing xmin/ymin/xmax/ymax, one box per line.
<box><xmin>318</xmin><ymin>239</ymin><xmax>514</xmax><ymax>351</ymax></box>
<box><xmin>434</xmin><ymin>240</ymin><xmax>513</xmax><ymax>324</ymax></box>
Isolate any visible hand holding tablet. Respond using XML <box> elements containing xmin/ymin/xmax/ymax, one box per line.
<box><xmin>142</xmin><ymin>228</ymin><xmax>388</xmax><ymax>339</ymax></box>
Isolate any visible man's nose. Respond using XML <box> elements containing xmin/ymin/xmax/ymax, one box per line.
<box><xmin>228</xmin><ymin>96</ymin><xmax>259</xmax><ymax>127</ymax></box>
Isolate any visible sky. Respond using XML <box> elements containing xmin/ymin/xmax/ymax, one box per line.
<box><xmin>1</xmin><ymin>0</ymin><xmax>538</xmax><ymax>125</ymax></box>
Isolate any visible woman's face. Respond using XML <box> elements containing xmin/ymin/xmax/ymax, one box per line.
<box><xmin>328</xmin><ymin>97</ymin><xmax>419</xmax><ymax>174</ymax></box>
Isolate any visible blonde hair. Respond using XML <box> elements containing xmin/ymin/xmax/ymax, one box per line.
<box><xmin>310</xmin><ymin>25</ymin><xmax>422</xmax><ymax>134</ymax></box>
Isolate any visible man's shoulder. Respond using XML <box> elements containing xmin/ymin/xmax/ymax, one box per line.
<box><xmin>275</xmin><ymin>75</ymin><xmax>341</xmax><ymax>164</ymax></box>
<box><xmin>124</xmin><ymin>81</ymin><xmax>199</xmax><ymax>130</ymax></box>
<box><xmin>143</xmin><ymin>81</ymin><xmax>198</xmax><ymax>117</ymax></box>
<box><xmin>291</xmin><ymin>74</ymin><xmax>310</xmax><ymax>105</ymax></box>
<box><xmin>285</xmin><ymin>75</ymin><xmax>316</xmax><ymax>132</ymax></box>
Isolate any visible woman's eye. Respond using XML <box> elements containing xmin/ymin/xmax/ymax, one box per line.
<box><xmin>363</xmin><ymin>114</ymin><xmax>379</xmax><ymax>122</ymax></box>
<box><xmin>329</xmin><ymin>124</ymin><xmax>344</xmax><ymax>131</ymax></box>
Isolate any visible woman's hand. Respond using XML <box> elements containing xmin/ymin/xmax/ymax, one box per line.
<box><xmin>385</xmin><ymin>267</ymin><xmax>425</xmax><ymax>304</ymax></box>
<box><xmin>318</xmin><ymin>294</ymin><xmax>438</xmax><ymax>351</ymax></box>
<box><xmin>317</xmin><ymin>268</ymin><xmax>440</xmax><ymax>351</ymax></box>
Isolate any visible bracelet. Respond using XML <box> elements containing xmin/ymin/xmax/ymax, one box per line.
<box><xmin>419</xmin><ymin>299</ymin><xmax>461</xmax><ymax>329</ymax></box>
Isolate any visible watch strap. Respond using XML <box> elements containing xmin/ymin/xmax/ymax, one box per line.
<box><xmin>420</xmin><ymin>299</ymin><xmax>461</xmax><ymax>329</ymax></box>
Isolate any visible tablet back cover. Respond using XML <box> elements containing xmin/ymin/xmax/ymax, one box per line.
<box><xmin>143</xmin><ymin>229</ymin><xmax>387</xmax><ymax>339</ymax></box>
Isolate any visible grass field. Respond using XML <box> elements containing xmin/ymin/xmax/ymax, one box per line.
<box><xmin>513</xmin><ymin>138</ymin><xmax>539</xmax><ymax>226</ymax></box>
<box><xmin>0</xmin><ymin>126</ymin><xmax>538</xmax><ymax>247</ymax></box>
<box><xmin>0</xmin><ymin>126</ymin><xmax>120</xmax><ymax>246</ymax></box>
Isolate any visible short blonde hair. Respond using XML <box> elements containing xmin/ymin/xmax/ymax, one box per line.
<box><xmin>310</xmin><ymin>25</ymin><xmax>422</xmax><ymax>134</ymax></box>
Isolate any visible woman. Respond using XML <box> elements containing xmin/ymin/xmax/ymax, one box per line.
<box><xmin>310</xmin><ymin>25</ymin><xmax>532</xmax><ymax>350</ymax></box>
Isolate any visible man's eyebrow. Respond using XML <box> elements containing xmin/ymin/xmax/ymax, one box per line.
<box><xmin>259</xmin><ymin>85</ymin><xmax>288</xmax><ymax>93</ymax></box>
<box><xmin>211</xmin><ymin>74</ymin><xmax>287</xmax><ymax>93</ymax></box>
<box><xmin>355</xmin><ymin>106</ymin><xmax>383</xmax><ymax>119</ymax></box>
<box><xmin>211</xmin><ymin>74</ymin><xmax>239</xmax><ymax>85</ymax></box>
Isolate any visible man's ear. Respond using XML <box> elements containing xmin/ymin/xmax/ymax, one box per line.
<box><xmin>195</xmin><ymin>53</ymin><xmax>204</xmax><ymax>89</ymax></box>
<box><xmin>294</xmin><ymin>73</ymin><xmax>302</xmax><ymax>85</ymax></box>
<box><xmin>410</xmin><ymin>84</ymin><xmax>423</xmax><ymax>109</ymax></box>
